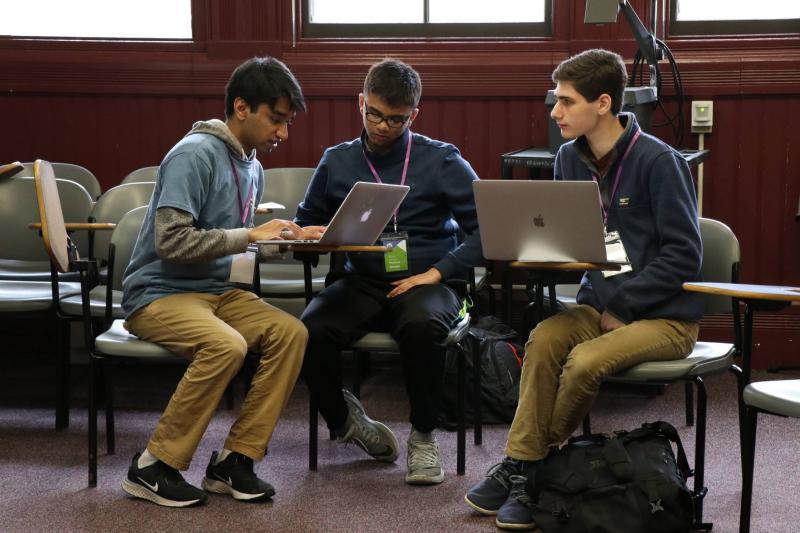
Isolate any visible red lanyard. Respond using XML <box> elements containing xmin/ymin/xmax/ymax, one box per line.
<box><xmin>227</xmin><ymin>154</ymin><xmax>253</xmax><ymax>225</ymax></box>
<box><xmin>591</xmin><ymin>128</ymin><xmax>641</xmax><ymax>225</ymax></box>
<box><xmin>362</xmin><ymin>129</ymin><xmax>412</xmax><ymax>231</ymax></box>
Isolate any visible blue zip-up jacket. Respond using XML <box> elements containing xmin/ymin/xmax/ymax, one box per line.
<box><xmin>295</xmin><ymin>129</ymin><xmax>483</xmax><ymax>281</ymax></box>
<box><xmin>554</xmin><ymin>113</ymin><xmax>704</xmax><ymax>323</ymax></box>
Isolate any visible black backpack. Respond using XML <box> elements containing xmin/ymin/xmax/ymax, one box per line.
<box><xmin>438</xmin><ymin>315</ymin><xmax>524</xmax><ymax>428</ymax></box>
<box><xmin>527</xmin><ymin>421</ymin><xmax>695</xmax><ymax>533</ymax></box>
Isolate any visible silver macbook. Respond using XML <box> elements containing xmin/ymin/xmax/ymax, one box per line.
<box><xmin>258</xmin><ymin>181</ymin><xmax>409</xmax><ymax>246</ymax></box>
<box><xmin>474</xmin><ymin>180</ymin><xmax>611</xmax><ymax>262</ymax></box>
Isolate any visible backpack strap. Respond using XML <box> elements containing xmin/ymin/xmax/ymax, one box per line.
<box><xmin>642</xmin><ymin>421</ymin><xmax>692</xmax><ymax>480</ymax></box>
<box><xmin>602</xmin><ymin>437</ymin><xmax>634</xmax><ymax>482</ymax></box>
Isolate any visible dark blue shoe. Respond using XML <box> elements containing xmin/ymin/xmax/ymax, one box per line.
<box><xmin>495</xmin><ymin>475</ymin><xmax>537</xmax><ymax>531</ymax></box>
<box><xmin>464</xmin><ymin>457</ymin><xmax>523</xmax><ymax>515</ymax></box>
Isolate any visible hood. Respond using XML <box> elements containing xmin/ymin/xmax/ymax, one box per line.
<box><xmin>185</xmin><ymin>119</ymin><xmax>255</xmax><ymax>161</ymax></box>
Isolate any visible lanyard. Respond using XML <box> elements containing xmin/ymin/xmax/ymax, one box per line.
<box><xmin>227</xmin><ymin>154</ymin><xmax>254</xmax><ymax>225</ymax></box>
<box><xmin>591</xmin><ymin>128</ymin><xmax>641</xmax><ymax>225</ymax></box>
<box><xmin>362</xmin><ymin>129</ymin><xmax>412</xmax><ymax>232</ymax></box>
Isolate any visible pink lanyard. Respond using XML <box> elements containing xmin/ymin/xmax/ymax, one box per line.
<box><xmin>362</xmin><ymin>129</ymin><xmax>412</xmax><ymax>231</ymax></box>
<box><xmin>591</xmin><ymin>128</ymin><xmax>641</xmax><ymax>225</ymax></box>
<box><xmin>227</xmin><ymin>154</ymin><xmax>253</xmax><ymax>225</ymax></box>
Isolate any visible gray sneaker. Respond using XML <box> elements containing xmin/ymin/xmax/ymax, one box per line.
<box><xmin>338</xmin><ymin>389</ymin><xmax>399</xmax><ymax>463</ymax></box>
<box><xmin>405</xmin><ymin>431</ymin><xmax>444</xmax><ymax>485</ymax></box>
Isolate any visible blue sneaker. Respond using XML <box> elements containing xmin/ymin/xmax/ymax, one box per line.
<box><xmin>464</xmin><ymin>457</ymin><xmax>523</xmax><ymax>515</ymax></box>
<box><xmin>495</xmin><ymin>475</ymin><xmax>536</xmax><ymax>530</ymax></box>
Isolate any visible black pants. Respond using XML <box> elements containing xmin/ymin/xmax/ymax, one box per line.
<box><xmin>300</xmin><ymin>273</ymin><xmax>463</xmax><ymax>433</ymax></box>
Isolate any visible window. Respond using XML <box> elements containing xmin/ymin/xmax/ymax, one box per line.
<box><xmin>0</xmin><ymin>0</ymin><xmax>192</xmax><ymax>40</ymax></box>
<box><xmin>670</xmin><ymin>0</ymin><xmax>800</xmax><ymax>36</ymax></box>
<box><xmin>303</xmin><ymin>0</ymin><xmax>550</xmax><ymax>38</ymax></box>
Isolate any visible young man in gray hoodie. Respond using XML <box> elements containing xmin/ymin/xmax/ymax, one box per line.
<box><xmin>120</xmin><ymin>57</ymin><xmax>323</xmax><ymax>507</ymax></box>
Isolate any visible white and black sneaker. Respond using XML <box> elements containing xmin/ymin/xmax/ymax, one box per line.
<box><xmin>122</xmin><ymin>452</ymin><xmax>208</xmax><ymax>508</ymax></box>
<box><xmin>338</xmin><ymin>389</ymin><xmax>399</xmax><ymax>463</ymax></box>
<box><xmin>201</xmin><ymin>451</ymin><xmax>275</xmax><ymax>502</ymax></box>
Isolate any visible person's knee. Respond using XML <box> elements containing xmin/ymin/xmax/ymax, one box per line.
<box><xmin>206</xmin><ymin>332</ymin><xmax>248</xmax><ymax>370</ymax></box>
<box><xmin>395</xmin><ymin>312</ymin><xmax>449</xmax><ymax>345</ymax></box>
<box><xmin>562</xmin><ymin>346</ymin><xmax>608</xmax><ymax>388</ymax></box>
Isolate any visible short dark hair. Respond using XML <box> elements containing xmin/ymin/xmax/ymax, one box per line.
<box><xmin>552</xmin><ymin>49</ymin><xmax>627</xmax><ymax>115</ymax></box>
<box><xmin>225</xmin><ymin>56</ymin><xmax>306</xmax><ymax>119</ymax></box>
<box><xmin>363</xmin><ymin>58</ymin><xmax>422</xmax><ymax>108</ymax></box>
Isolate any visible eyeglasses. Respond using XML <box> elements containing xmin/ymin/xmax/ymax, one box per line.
<box><xmin>364</xmin><ymin>109</ymin><xmax>411</xmax><ymax>129</ymax></box>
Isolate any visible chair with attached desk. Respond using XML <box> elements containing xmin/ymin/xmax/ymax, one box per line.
<box><xmin>739</xmin><ymin>379</ymin><xmax>800</xmax><ymax>533</ymax></box>
<box><xmin>574</xmin><ymin>217</ymin><xmax>744</xmax><ymax>530</ymax></box>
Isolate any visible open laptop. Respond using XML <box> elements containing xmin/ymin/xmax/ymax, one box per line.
<box><xmin>474</xmin><ymin>180</ymin><xmax>616</xmax><ymax>263</ymax></box>
<box><xmin>257</xmin><ymin>181</ymin><xmax>410</xmax><ymax>246</ymax></box>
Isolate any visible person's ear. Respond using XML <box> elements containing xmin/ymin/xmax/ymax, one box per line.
<box><xmin>596</xmin><ymin>93</ymin><xmax>613</xmax><ymax>116</ymax></box>
<box><xmin>408</xmin><ymin>108</ymin><xmax>420</xmax><ymax>126</ymax></box>
<box><xmin>358</xmin><ymin>93</ymin><xmax>365</xmax><ymax>115</ymax></box>
<box><xmin>233</xmin><ymin>97</ymin><xmax>250</xmax><ymax>120</ymax></box>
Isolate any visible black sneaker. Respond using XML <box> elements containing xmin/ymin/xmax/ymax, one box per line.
<box><xmin>121</xmin><ymin>452</ymin><xmax>208</xmax><ymax>508</ymax></box>
<box><xmin>201</xmin><ymin>451</ymin><xmax>275</xmax><ymax>502</ymax></box>
<box><xmin>464</xmin><ymin>457</ymin><xmax>523</xmax><ymax>515</ymax></box>
<box><xmin>495</xmin><ymin>475</ymin><xmax>537</xmax><ymax>531</ymax></box>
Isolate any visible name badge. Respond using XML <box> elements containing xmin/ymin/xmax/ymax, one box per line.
<box><xmin>229</xmin><ymin>250</ymin><xmax>256</xmax><ymax>284</ymax></box>
<box><xmin>603</xmin><ymin>230</ymin><xmax>633</xmax><ymax>278</ymax></box>
<box><xmin>381</xmin><ymin>231</ymin><xmax>409</xmax><ymax>273</ymax></box>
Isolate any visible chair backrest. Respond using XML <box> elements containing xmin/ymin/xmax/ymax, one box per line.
<box><xmin>698</xmin><ymin>217</ymin><xmax>741</xmax><ymax>315</ymax></box>
<box><xmin>108</xmin><ymin>206</ymin><xmax>147</xmax><ymax>291</ymax></box>
<box><xmin>120</xmin><ymin>165</ymin><xmax>159</xmax><ymax>185</ymax></box>
<box><xmin>24</xmin><ymin>161</ymin><xmax>102</xmax><ymax>200</ymax></box>
<box><xmin>0</xmin><ymin>175</ymin><xmax>93</xmax><ymax>261</ymax></box>
<box><xmin>255</xmin><ymin>167</ymin><xmax>315</xmax><ymax>224</ymax></box>
<box><xmin>90</xmin><ymin>182</ymin><xmax>155</xmax><ymax>261</ymax></box>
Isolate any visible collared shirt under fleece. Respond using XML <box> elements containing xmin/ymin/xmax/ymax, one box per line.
<box><xmin>294</xmin><ymin>130</ymin><xmax>483</xmax><ymax>281</ymax></box>
<box><xmin>554</xmin><ymin>113</ymin><xmax>705</xmax><ymax>323</ymax></box>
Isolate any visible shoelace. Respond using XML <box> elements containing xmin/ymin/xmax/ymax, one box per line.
<box><xmin>408</xmin><ymin>440</ymin><xmax>440</xmax><ymax>469</ymax></box>
<box><xmin>507</xmin><ymin>475</ymin><xmax>533</xmax><ymax>507</ymax></box>
<box><xmin>485</xmin><ymin>458</ymin><xmax>520</xmax><ymax>491</ymax></box>
<box><xmin>348</xmin><ymin>415</ymin><xmax>383</xmax><ymax>447</ymax></box>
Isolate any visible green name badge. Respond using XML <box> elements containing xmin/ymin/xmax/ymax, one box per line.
<box><xmin>381</xmin><ymin>232</ymin><xmax>409</xmax><ymax>273</ymax></box>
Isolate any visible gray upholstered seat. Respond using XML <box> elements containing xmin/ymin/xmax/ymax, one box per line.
<box><xmin>58</xmin><ymin>285</ymin><xmax>124</xmax><ymax>318</ymax></box>
<box><xmin>618</xmin><ymin>341</ymin><xmax>735</xmax><ymax>380</ymax></box>
<box><xmin>95</xmin><ymin>320</ymin><xmax>178</xmax><ymax>360</ymax></box>
<box><xmin>743</xmin><ymin>379</ymin><xmax>800</xmax><ymax>417</ymax></box>
<box><xmin>0</xmin><ymin>280</ymin><xmax>81</xmax><ymax>311</ymax></box>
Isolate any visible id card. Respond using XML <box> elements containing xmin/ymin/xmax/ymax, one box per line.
<box><xmin>380</xmin><ymin>231</ymin><xmax>409</xmax><ymax>273</ymax></box>
<box><xmin>229</xmin><ymin>250</ymin><xmax>256</xmax><ymax>284</ymax></box>
<box><xmin>603</xmin><ymin>230</ymin><xmax>633</xmax><ymax>278</ymax></box>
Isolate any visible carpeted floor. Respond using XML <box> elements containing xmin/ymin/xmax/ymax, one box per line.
<box><xmin>1</xmin><ymin>355</ymin><xmax>799</xmax><ymax>533</ymax></box>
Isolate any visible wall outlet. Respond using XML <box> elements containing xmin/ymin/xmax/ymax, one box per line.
<box><xmin>691</xmin><ymin>100</ymin><xmax>713</xmax><ymax>133</ymax></box>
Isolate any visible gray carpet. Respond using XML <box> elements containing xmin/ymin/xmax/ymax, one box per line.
<box><xmin>1</xmin><ymin>358</ymin><xmax>799</xmax><ymax>533</ymax></box>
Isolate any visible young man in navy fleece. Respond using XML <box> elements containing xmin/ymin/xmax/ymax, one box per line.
<box><xmin>295</xmin><ymin>58</ymin><xmax>482</xmax><ymax>486</ymax></box>
<box><xmin>465</xmin><ymin>49</ymin><xmax>704</xmax><ymax>530</ymax></box>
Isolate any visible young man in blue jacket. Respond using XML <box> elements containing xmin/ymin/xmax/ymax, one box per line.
<box><xmin>464</xmin><ymin>49</ymin><xmax>704</xmax><ymax>530</ymax></box>
<box><xmin>295</xmin><ymin>58</ymin><xmax>482</xmax><ymax>485</ymax></box>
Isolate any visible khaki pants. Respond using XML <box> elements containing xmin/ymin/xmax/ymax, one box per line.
<box><xmin>125</xmin><ymin>289</ymin><xmax>307</xmax><ymax>470</ymax></box>
<box><xmin>505</xmin><ymin>305</ymin><xmax>698</xmax><ymax>461</ymax></box>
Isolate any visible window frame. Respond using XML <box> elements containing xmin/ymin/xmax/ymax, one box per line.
<box><xmin>669</xmin><ymin>1</ymin><xmax>800</xmax><ymax>37</ymax></box>
<box><xmin>301</xmin><ymin>0</ymin><xmax>552</xmax><ymax>39</ymax></box>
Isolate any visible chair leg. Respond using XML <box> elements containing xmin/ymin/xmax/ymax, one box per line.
<box><xmin>730</xmin><ymin>364</ymin><xmax>746</xmax><ymax>474</ymax></box>
<box><xmin>88</xmin><ymin>356</ymin><xmax>98</xmax><ymax>488</ymax></box>
<box><xmin>457</xmin><ymin>342</ymin><xmax>466</xmax><ymax>475</ymax></box>
<box><xmin>55</xmin><ymin>318</ymin><xmax>71</xmax><ymax>431</ymax></box>
<box><xmin>692</xmin><ymin>377</ymin><xmax>712</xmax><ymax>530</ymax></box>
<box><xmin>472</xmin><ymin>340</ymin><xmax>482</xmax><ymax>446</ymax></box>
<box><xmin>684</xmin><ymin>381</ymin><xmax>695</xmax><ymax>426</ymax></box>
<box><xmin>353</xmin><ymin>350</ymin><xmax>369</xmax><ymax>399</ymax></box>
<box><xmin>582</xmin><ymin>413</ymin><xmax>592</xmax><ymax>436</ymax></box>
<box><xmin>309</xmin><ymin>392</ymin><xmax>318</xmax><ymax>471</ymax></box>
<box><xmin>104</xmin><ymin>362</ymin><xmax>115</xmax><ymax>455</ymax></box>
<box><xmin>739</xmin><ymin>406</ymin><xmax>758</xmax><ymax>533</ymax></box>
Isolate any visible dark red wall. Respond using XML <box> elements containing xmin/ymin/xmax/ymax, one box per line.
<box><xmin>1</xmin><ymin>0</ymin><xmax>798</xmax><ymax>367</ymax></box>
